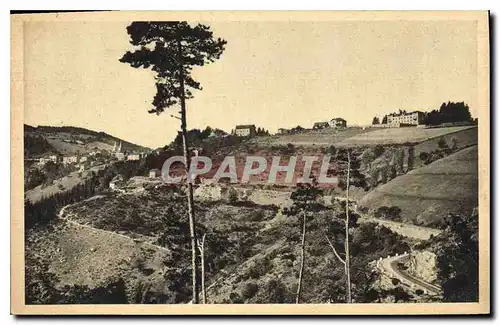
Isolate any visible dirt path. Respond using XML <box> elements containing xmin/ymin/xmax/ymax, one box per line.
<box><xmin>335</xmin><ymin>197</ymin><xmax>442</xmax><ymax>240</ymax></box>
<box><xmin>58</xmin><ymin>202</ymin><xmax>170</xmax><ymax>254</ymax></box>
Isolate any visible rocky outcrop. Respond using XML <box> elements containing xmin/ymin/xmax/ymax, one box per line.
<box><xmin>407</xmin><ymin>250</ymin><xmax>437</xmax><ymax>284</ymax></box>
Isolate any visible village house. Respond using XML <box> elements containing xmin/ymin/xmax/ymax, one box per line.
<box><xmin>80</xmin><ymin>156</ymin><xmax>87</xmax><ymax>163</ymax></box>
<box><xmin>234</xmin><ymin>124</ymin><xmax>257</xmax><ymax>137</ymax></box>
<box><xmin>115</xmin><ymin>152</ymin><xmax>125</xmax><ymax>160</ymax></box>
<box><xmin>387</xmin><ymin>110</ymin><xmax>425</xmax><ymax>126</ymax></box>
<box><xmin>149</xmin><ymin>168</ymin><xmax>162</xmax><ymax>178</ymax></box>
<box><xmin>329</xmin><ymin>118</ymin><xmax>347</xmax><ymax>128</ymax></box>
<box><xmin>277</xmin><ymin>128</ymin><xmax>290</xmax><ymax>135</ymax></box>
<box><xmin>62</xmin><ymin>156</ymin><xmax>78</xmax><ymax>164</ymax></box>
<box><xmin>38</xmin><ymin>157</ymin><xmax>51</xmax><ymax>165</ymax></box>
<box><xmin>313</xmin><ymin>121</ymin><xmax>330</xmax><ymax>129</ymax></box>
<box><xmin>49</xmin><ymin>155</ymin><xmax>58</xmax><ymax>163</ymax></box>
<box><xmin>127</xmin><ymin>153</ymin><xmax>141</xmax><ymax>161</ymax></box>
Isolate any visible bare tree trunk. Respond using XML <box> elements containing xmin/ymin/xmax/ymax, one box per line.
<box><xmin>296</xmin><ymin>211</ymin><xmax>307</xmax><ymax>304</ymax></box>
<box><xmin>345</xmin><ymin>150</ymin><xmax>352</xmax><ymax>303</ymax></box>
<box><xmin>178</xmin><ymin>40</ymin><xmax>199</xmax><ymax>304</ymax></box>
<box><xmin>198</xmin><ymin>233</ymin><xmax>207</xmax><ymax>304</ymax></box>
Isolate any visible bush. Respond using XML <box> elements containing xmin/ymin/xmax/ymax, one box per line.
<box><xmin>328</xmin><ymin>145</ymin><xmax>336</xmax><ymax>156</ymax></box>
<box><xmin>419</xmin><ymin>152</ymin><xmax>430</xmax><ymax>164</ymax></box>
<box><xmin>249</xmin><ymin>210</ymin><xmax>266</xmax><ymax>222</ymax></box>
<box><xmin>229</xmin><ymin>292</ymin><xmax>244</xmax><ymax>303</ymax></box>
<box><xmin>227</xmin><ymin>188</ymin><xmax>238</xmax><ymax>203</ymax></box>
<box><xmin>241</xmin><ymin>282</ymin><xmax>259</xmax><ymax>299</ymax></box>
<box><xmin>374</xmin><ymin>145</ymin><xmax>385</xmax><ymax>158</ymax></box>
<box><xmin>437</xmin><ymin>137</ymin><xmax>448</xmax><ymax>149</ymax></box>
<box><xmin>247</xmin><ymin>258</ymin><xmax>273</xmax><ymax>279</ymax></box>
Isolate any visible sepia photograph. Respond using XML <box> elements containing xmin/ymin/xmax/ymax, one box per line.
<box><xmin>10</xmin><ymin>11</ymin><xmax>490</xmax><ymax>315</ymax></box>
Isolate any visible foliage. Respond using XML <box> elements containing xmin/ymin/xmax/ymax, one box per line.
<box><xmin>254</xmin><ymin>278</ymin><xmax>294</xmax><ymax>303</ymax></box>
<box><xmin>434</xmin><ymin>210</ymin><xmax>478</xmax><ymax>302</ymax></box>
<box><xmin>241</xmin><ymin>282</ymin><xmax>259</xmax><ymax>299</ymax></box>
<box><xmin>120</xmin><ymin>21</ymin><xmax>227</xmax><ymax>115</ymax></box>
<box><xmin>437</xmin><ymin>137</ymin><xmax>448</xmax><ymax>149</ymax></box>
<box><xmin>374</xmin><ymin>206</ymin><xmax>402</xmax><ymax>222</ymax></box>
<box><xmin>24</xmin><ymin>135</ymin><xmax>56</xmax><ymax>157</ymax></box>
<box><xmin>424</xmin><ymin>101</ymin><xmax>473</xmax><ymax>125</ymax></box>
<box><xmin>25</xmin><ymin>255</ymin><xmax>127</xmax><ymax>304</ymax></box>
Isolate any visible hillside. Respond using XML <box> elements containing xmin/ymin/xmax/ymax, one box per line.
<box><xmin>336</xmin><ymin>125</ymin><xmax>476</xmax><ymax>147</ymax></box>
<box><xmin>358</xmin><ymin>145</ymin><xmax>478</xmax><ymax>228</ymax></box>
<box><xmin>24</xmin><ymin>124</ymin><xmax>151</xmax><ymax>157</ymax></box>
<box><xmin>251</xmin><ymin>127</ymin><xmax>373</xmax><ymax>147</ymax></box>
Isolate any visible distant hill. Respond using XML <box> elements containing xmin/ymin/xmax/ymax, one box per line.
<box><xmin>358</xmin><ymin>145</ymin><xmax>478</xmax><ymax>228</ymax></box>
<box><xmin>24</xmin><ymin>124</ymin><xmax>151</xmax><ymax>157</ymax></box>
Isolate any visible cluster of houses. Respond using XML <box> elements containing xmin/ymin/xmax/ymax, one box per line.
<box><xmin>232</xmin><ymin>117</ymin><xmax>348</xmax><ymax>137</ymax></box>
<box><xmin>277</xmin><ymin>117</ymin><xmax>348</xmax><ymax>135</ymax></box>
<box><xmin>37</xmin><ymin>154</ymin><xmax>92</xmax><ymax>172</ymax></box>
<box><xmin>35</xmin><ymin>140</ymin><xmax>145</xmax><ymax>172</ymax></box>
<box><xmin>312</xmin><ymin>117</ymin><xmax>347</xmax><ymax>130</ymax></box>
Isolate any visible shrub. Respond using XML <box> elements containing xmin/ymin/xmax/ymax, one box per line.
<box><xmin>247</xmin><ymin>258</ymin><xmax>273</xmax><ymax>279</ymax></box>
<box><xmin>374</xmin><ymin>145</ymin><xmax>385</xmax><ymax>158</ymax></box>
<box><xmin>419</xmin><ymin>152</ymin><xmax>430</xmax><ymax>164</ymax></box>
<box><xmin>249</xmin><ymin>210</ymin><xmax>266</xmax><ymax>222</ymax></box>
<box><xmin>227</xmin><ymin>188</ymin><xmax>238</xmax><ymax>203</ymax></box>
<box><xmin>241</xmin><ymin>282</ymin><xmax>259</xmax><ymax>299</ymax></box>
<box><xmin>328</xmin><ymin>145</ymin><xmax>336</xmax><ymax>156</ymax></box>
<box><xmin>437</xmin><ymin>137</ymin><xmax>447</xmax><ymax>149</ymax></box>
<box><xmin>229</xmin><ymin>292</ymin><xmax>244</xmax><ymax>303</ymax></box>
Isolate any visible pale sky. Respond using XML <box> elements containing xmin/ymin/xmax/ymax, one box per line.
<box><xmin>23</xmin><ymin>20</ymin><xmax>478</xmax><ymax>148</ymax></box>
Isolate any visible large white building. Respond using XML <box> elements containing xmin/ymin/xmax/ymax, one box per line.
<box><xmin>234</xmin><ymin>125</ymin><xmax>256</xmax><ymax>137</ymax></box>
<box><xmin>387</xmin><ymin>111</ymin><xmax>425</xmax><ymax>126</ymax></box>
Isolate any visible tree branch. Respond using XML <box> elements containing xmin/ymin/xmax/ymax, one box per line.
<box><xmin>325</xmin><ymin>234</ymin><xmax>346</xmax><ymax>266</ymax></box>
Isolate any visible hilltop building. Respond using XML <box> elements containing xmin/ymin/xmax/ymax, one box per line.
<box><xmin>313</xmin><ymin>122</ymin><xmax>330</xmax><ymax>129</ymax></box>
<box><xmin>329</xmin><ymin>118</ymin><xmax>347</xmax><ymax>128</ymax></box>
<box><xmin>234</xmin><ymin>125</ymin><xmax>256</xmax><ymax>137</ymax></box>
<box><xmin>387</xmin><ymin>111</ymin><xmax>425</xmax><ymax>126</ymax></box>
<box><xmin>277</xmin><ymin>128</ymin><xmax>290</xmax><ymax>135</ymax></box>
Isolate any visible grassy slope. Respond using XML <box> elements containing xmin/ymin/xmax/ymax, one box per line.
<box><xmin>25</xmin><ymin>221</ymin><xmax>171</xmax><ymax>303</ymax></box>
<box><xmin>358</xmin><ymin>145</ymin><xmax>478</xmax><ymax>228</ymax></box>
<box><xmin>336</xmin><ymin>126</ymin><xmax>476</xmax><ymax>147</ymax></box>
<box><xmin>252</xmin><ymin>127</ymin><xmax>373</xmax><ymax>147</ymax></box>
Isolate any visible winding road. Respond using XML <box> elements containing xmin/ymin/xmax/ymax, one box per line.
<box><xmin>377</xmin><ymin>254</ymin><xmax>442</xmax><ymax>296</ymax></box>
